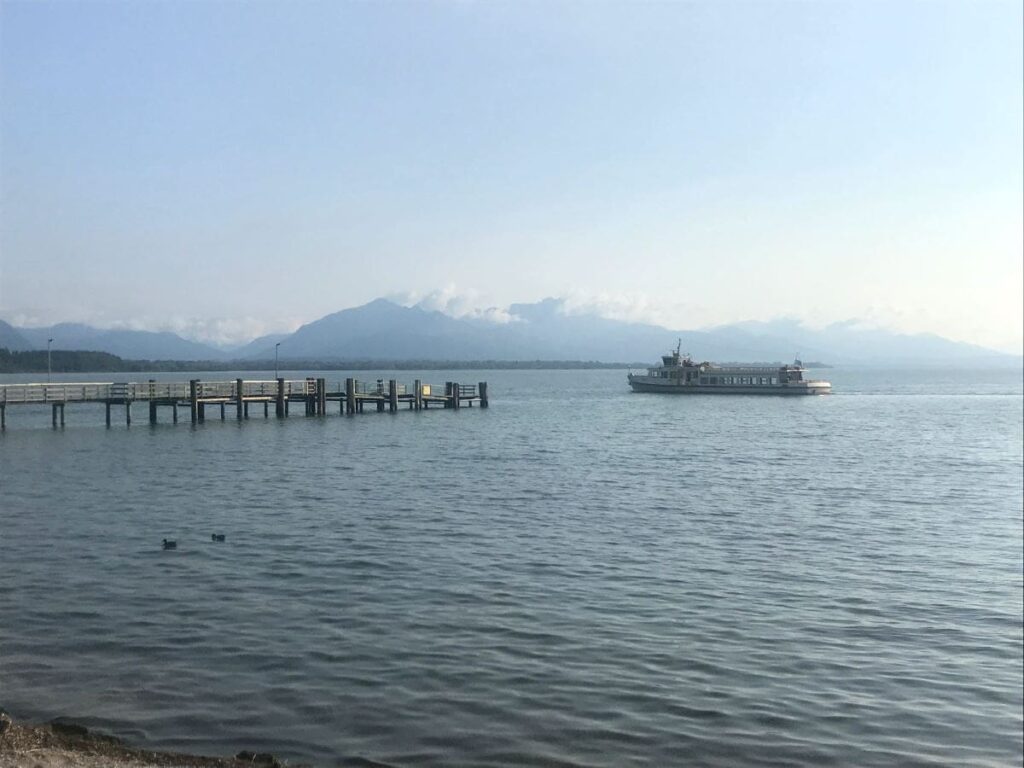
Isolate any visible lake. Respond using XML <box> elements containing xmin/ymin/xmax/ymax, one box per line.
<box><xmin>1</xmin><ymin>367</ymin><xmax>1021</xmax><ymax>766</ymax></box>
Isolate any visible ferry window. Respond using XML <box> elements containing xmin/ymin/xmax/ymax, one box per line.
<box><xmin>710</xmin><ymin>376</ymin><xmax>718</xmax><ymax>385</ymax></box>
<box><xmin>700</xmin><ymin>377</ymin><xmax>707</xmax><ymax>385</ymax></box>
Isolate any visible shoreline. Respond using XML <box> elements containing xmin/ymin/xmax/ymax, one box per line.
<box><xmin>0</xmin><ymin>711</ymin><xmax>295</xmax><ymax>768</ymax></box>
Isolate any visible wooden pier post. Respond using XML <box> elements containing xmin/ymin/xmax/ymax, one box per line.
<box><xmin>60</xmin><ymin>404</ymin><xmax>65</xmax><ymax>427</ymax></box>
<box><xmin>388</xmin><ymin>380</ymin><xmax>398</xmax><ymax>413</ymax></box>
<box><xmin>126</xmin><ymin>401</ymin><xmax>132</xmax><ymax>426</ymax></box>
<box><xmin>444</xmin><ymin>382</ymin><xmax>452</xmax><ymax>409</ymax></box>
<box><xmin>52</xmin><ymin>403</ymin><xmax>58</xmax><ymax>429</ymax></box>
<box><xmin>346</xmin><ymin>378</ymin><xmax>355</xmax><ymax>415</ymax></box>
<box><xmin>452</xmin><ymin>381</ymin><xmax>460</xmax><ymax>410</ymax></box>
<box><xmin>263</xmin><ymin>402</ymin><xmax>268</xmax><ymax>418</ymax></box>
<box><xmin>317</xmin><ymin>378</ymin><xmax>327</xmax><ymax>415</ymax></box>
<box><xmin>105</xmin><ymin>402</ymin><xmax>112</xmax><ymax>428</ymax></box>
<box><xmin>0</xmin><ymin>403</ymin><xmax>5</xmax><ymax>431</ymax></box>
<box><xmin>172</xmin><ymin>403</ymin><xmax>178</xmax><ymax>423</ymax></box>
<box><xmin>220</xmin><ymin>403</ymin><xmax>226</xmax><ymax>420</ymax></box>
<box><xmin>479</xmin><ymin>381</ymin><xmax>489</xmax><ymax>408</ymax></box>
<box><xmin>276</xmin><ymin>378</ymin><xmax>285</xmax><ymax>418</ymax></box>
<box><xmin>236</xmin><ymin>379</ymin><xmax>244</xmax><ymax>420</ymax></box>
<box><xmin>149</xmin><ymin>400</ymin><xmax>158</xmax><ymax>424</ymax></box>
<box><xmin>413</xmin><ymin>379</ymin><xmax>421</xmax><ymax>411</ymax></box>
<box><xmin>189</xmin><ymin>380</ymin><xmax>199</xmax><ymax>424</ymax></box>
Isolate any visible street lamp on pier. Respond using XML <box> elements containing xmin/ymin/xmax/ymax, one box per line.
<box><xmin>47</xmin><ymin>338</ymin><xmax>54</xmax><ymax>383</ymax></box>
<box><xmin>275</xmin><ymin>342</ymin><xmax>281</xmax><ymax>379</ymax></box>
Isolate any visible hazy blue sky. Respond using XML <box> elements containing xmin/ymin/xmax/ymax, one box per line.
<box><xmin>1</xmin><ymin>1</ymin><xmax>1021</xmax><ymax>350</ymax></box>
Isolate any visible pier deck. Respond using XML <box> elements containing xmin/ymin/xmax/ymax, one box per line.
<box><xmin>0</xmin><ymin>378</ymin><xmax>488</xmax><ymax>430</ymax></box>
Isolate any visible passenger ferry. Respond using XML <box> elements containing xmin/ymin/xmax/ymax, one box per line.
<box><xmin>628</xmin><ymin>343</ymin><xmax>831</xmax><ymax>395</ymax></box>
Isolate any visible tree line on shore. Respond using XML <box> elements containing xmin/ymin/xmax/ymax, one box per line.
<box><xmin>0</xmin><ymin>348</ymin><xmax>635</xmax><ymax>374</ymax></box>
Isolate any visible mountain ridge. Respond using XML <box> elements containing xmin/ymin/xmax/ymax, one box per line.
<box><xmin>2</xmin><ymin>299</ymin><xmax>1019</xmax><ymax>367</ymax></box>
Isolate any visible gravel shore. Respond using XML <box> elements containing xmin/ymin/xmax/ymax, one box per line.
<box><xmin>0</xmin><ymin>712</ymin><xmax>291</xmax><ymax>768</ymax></box>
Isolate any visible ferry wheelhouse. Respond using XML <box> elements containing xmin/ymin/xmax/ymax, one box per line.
<box><xmin>628</xmin><ymin>344</ymin><xmax>831</xmax><ymax>396</ymax></box>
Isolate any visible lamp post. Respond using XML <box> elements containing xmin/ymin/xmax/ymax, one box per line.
<box><xmin>275</xmin><ymin>342</ymin><xmax>281</xmax><ymax>379</ymax></box>
<box><xmin>47</xmin><ymin>338</ymin><xmax>54</xmax><ymax>383</ymax></box>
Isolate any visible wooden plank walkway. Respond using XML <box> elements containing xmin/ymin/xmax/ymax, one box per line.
<box><xmin>0</xmin><ymin>378</ymin><xmax>488</xmax><ymax>430</ymax></box>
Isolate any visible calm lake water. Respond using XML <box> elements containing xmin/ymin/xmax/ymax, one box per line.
<box><xmin>1</xmin><ymin>367</ymin><xmax>1021</xmax><ymax>767</ymax></box>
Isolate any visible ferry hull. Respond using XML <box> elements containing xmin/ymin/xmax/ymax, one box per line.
<box><xmin>628</xmin><ymin>380</ymin><xmax>830</xmax><ymax>396</ymax></box>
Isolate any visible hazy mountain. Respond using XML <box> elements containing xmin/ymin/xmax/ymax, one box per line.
<box><xmin>261</xmin><ymin>299</ymin><xmax>538</xmax><ymax>361</ymax></box>
<box><xmin>229</xmin><ymin>332</ymin><xmax>292</xmax><ymax>360</ymax></box>
<box><xmin>252</xmin><ymin>298</ymin><xmax>1021</xmax><ymax>366</ymax></box>
<box><xmin>0</xmin><ymin>319</ymin><xmax>31</xmax><ymax>351</ymax></box>
<box><xmin>16</xmin><ymin>323</ymin><xmax>226</xmax><ymax>360</ymax></box>
<box><xmin>724</xmin><ymin>318</ymin><xmax>1017</xmax><ymax>366</ymax></box>
<box><xmin>4</xmin><ymin>301</ymin><xmax>1019</xmax><ymax>366</ymax></box>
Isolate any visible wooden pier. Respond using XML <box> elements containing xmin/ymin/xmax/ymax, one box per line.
<box><xmin>0</xmin><ymin>378</ymin><xmax>488</xmax><ymax>430</ymax></box>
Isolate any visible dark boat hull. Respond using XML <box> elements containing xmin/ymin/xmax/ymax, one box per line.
<box><xmin>628</xmin><ymin>380</ymin><xmax>830</xmax><ymax>395</ymax></box>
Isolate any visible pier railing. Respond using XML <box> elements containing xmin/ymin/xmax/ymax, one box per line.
<box><xmin>0</xmin><ymin>383</ymin><xmax>118</xmax><ymax>404</ymax></box>
<box><xmin>0</xmin><ymin>376</ymin><xmax>488</xmax><ymax>430</ymax></box>
<box><xmin>0</xmin><ymin>379</ymin><xmax>319</xmax><ymax>404</ymax></box>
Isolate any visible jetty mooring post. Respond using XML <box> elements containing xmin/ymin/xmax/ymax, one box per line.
<box><xmin>189</xmin><ymin>380</ymin><xmax>199</xmax><ymax>424</ymax></box>
<box><xmin>317</xmin><ymin>378</ymin><xmax>327</xmax><ymax>416</ymax></box>
<box><xmin>276</xmin><ymin>378</ymin><xmax>285</xmax><ymax>418</ymax></box>
<box><xmin>304</xmin><ymin>378</ymin><xmax>315</xmax><ymax>416</ymax></box>
<box><xmin>452</xmin><ymin>381</ymin><xmax>460</xmax><ymax>410</ymax></box>
<box><xmin>1</xmin><ymin>403</ymin><xmax>5</xmax><ymax>431</ymax></box>
<box><xmin>126</xmin><ymin>401</ymin><xmax>132</xmax><ymax>426</ymax></box>
<box><xmin>414</xmin><ymin>380</ymin><xmax>422</xmax><ymax>411</ymax></box>
<box><xmin>346</xmin><ymin>378</ymin><xmax>355</xmax><ymax>415</ymax></box>
<box><xmin>236</xmin><ymin>379</ymin><xmax>245</xmax><ymax>420</ymax></box>
<box><xmin>105</xmin><ymin>402</ymin><xmax>111</xmax><ymax>427</ymax></box>
<box><xmin>388</xmin><ymin>380</ymin><xmax>398</xmax><ymax>413</ymax></box>
<box><xmin>479</xmin><ymin>381</ymin><xmax>489</xmax><ymax>408</ymax></box>
<box><xmin>148</xmin><ymin>380</ymin><xmax>158</xmax><ymax>424</ymax></box>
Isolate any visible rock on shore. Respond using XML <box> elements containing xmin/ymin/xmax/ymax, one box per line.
<box><xmin>0</xmin><ymin>711</ymin><xmax>289</xmax><ymax>768</ymax></box>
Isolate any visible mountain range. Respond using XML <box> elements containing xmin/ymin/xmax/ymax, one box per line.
<box><xmin>1</xmin><ymin>299</ymin><xmax>1019</xmax><ymax>367</ymax></box>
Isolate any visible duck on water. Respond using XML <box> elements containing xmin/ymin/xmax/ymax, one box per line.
<box><xmin>628</xmin><ymin>343</ymin><xmax>832</xmax><ymax>396</ymax></box>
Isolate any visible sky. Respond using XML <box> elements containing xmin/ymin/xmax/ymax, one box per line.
<box><xmin>1</xmin><ymin>1</ymin><xmax>1021</xmax><ymax>352</ymax></box>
